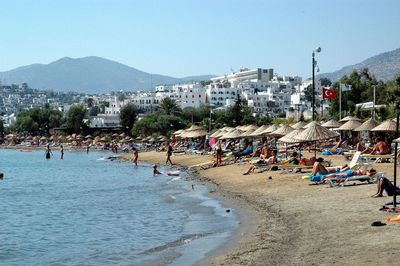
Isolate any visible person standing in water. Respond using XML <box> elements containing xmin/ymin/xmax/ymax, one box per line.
<box><xmin>45</xmin><ymin>145</ymin><xmax>53</xmax><ymax>159</ymax></box>
<box><xmin>86</xmin><ymin>144</ymin><xmax>90</xmax><ymax>154</ymax></box>
<box><xmin>132</xmin><ymin>145</ymin><xmax>138</xmax><ymax>166</ymax></box>
<box><xmin>60</xmin><ymin>145</ymin><xmax>64</xmax><ymax>159</ymax></box>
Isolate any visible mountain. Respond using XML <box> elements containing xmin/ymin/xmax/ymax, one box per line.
<box><xmin>318</xmin><ymin>48</ymin><xmax>400</xmax><ymax>82</ymax></box>
<box><xmin>0</xmin><ymin>56</ymin><xmax>215</xmax><ymax>93</ymax></box>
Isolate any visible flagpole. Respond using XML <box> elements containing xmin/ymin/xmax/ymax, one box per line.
<box><xmin>339</xmin><ymin>84</ymin><xmax>342</xmax><ymax>120</ymax></box>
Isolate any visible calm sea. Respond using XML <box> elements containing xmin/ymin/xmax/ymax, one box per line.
<box><xmin>0</xmin><ymin>149</ymin><xmax>238</xmax><ymax>265</ymax></box>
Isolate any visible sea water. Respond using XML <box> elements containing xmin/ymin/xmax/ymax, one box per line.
<box><xmin>0</xmin><ymin>149</ymin><xmax>238</xmax><ymax>265</ymax></box>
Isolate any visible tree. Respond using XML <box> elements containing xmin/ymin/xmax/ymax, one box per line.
<box><xmin>131</xmin><ymin>114</ymin><xmax>186</xmax><ymax>137</ymax></box>
<box><xmin>228</xmin><ymin>94</ymin><xmax>246</xmax><ymax>126</ymax></box>
<box><xmin>120</xmin><ymin>103</ymin><xmax>138</xmax><ymax>133</ymax></box>
<box><xmin>64</xmin><ymin>104</ymin><xmax>87</xmax><ymax>133</ymax></box>
<box><xmin>159</xmin><ymin>97</ymin><xmax>181</xmax><ymax>115</ymax></box>
<box><xmin>14</xmin><ymin>106</ymin><xmax>63</xmax><ymax>135</ymax></box>
<box><xmin>89</xmin><ymin>106</ymin><xmax>100</xmax><ymax>116</ymax></box>
<box><xmin>85</xmin><ymin>97</ymin><xmax>94</xmax><ymax>108</ymax></box>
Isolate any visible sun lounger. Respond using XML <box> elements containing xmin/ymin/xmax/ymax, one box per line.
<box><xmin>360</xmin><ymin>154</ymin><xmax>394</xmax><ymax>163</ymax></box>
<box><xmin>325</xmin><ymin>172</ymin><xmax>383</xmax><ymax>187</ymax></box>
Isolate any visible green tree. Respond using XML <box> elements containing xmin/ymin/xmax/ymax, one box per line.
<box><xmin>89</xmin><ymin>106</ymin><xmax>101</xmax><ymax>116</ymax></box>
<box><xmin>159</xmin><ymin>97</ymin><xmax>181</xmax><ymax>115</ymax></box>
<box><xmin>14</xmin><ymin>106</ymin><xmax>63</xmax><ymax>135</ymax></box>
<box><xmin>119</xmin><ymin>103</ymin><xmax>138</xmax><ymax>134</ymax></box>
<box><xmin>64</xmin><ymin>104</ymin><xmax>87</xmax><ymax>133</ymax></box>
<box><xmin>131</xmin><ymin>114</ymin><xmax>186</xmax><ymax>137</ymax></box>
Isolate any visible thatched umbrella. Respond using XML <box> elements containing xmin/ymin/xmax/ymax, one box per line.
<box><xmin>249</xmin><ymin>125</ymin><xmax>269</xmax><ymax>137</ymax></box>
<box><xmin>85</xmin><ymin>134</ymin><xmax>93</xmax><ymax>139</ymax></box>
<box><xmin>291</xmin><ymin>121</ymin><xmax>307</xmax><ymax>130</ymax></box>
<box><xmin>182</xmin><ymin>129</ymin><xmax>208</xmax><ymax>138</ymax></box>
<box><xmin>292</xmin><ymin>121</ymin><xmax>339</xmax><ymax>157</ymax></box>
<box><xmin>304</xmin><ymin>121</ymin><xmax>321</xmax><ymax>128</ymax></box>
<box><xmin>241</xmin><ymin>124</ymin><xmax>258</xmax><ymax>131</ymax></box>
<box><xmin>337</xmin><ymin>120</ymin><xmax>362</xmax><ymax>131</ymax></box>
<box><xmin>339</xmin><ymin>116</ymin><xmax>361</xmax><ymax>123</ymax></box>
<box><xmin>210</xmin><ymin>129</ymin><xmax>223</xmax><ymax>138</ymax></box>
<box><xmin>371</xmin><ymin>120</ymin><xmax>398</xmax><ymax>132</ymax></box>
<box><xmin>239</xmin><ymin>128</ymin><xmax>257</xmax><ymax>138</ymax></box>
<box><xmin>260</xmin><ymin>124</ymin><xmax>280</xmax><ymax>135</ymax></box>
<box><xmin>354</xmin><ymin>118</ymin><xmax>379</xmax><ymax>132</ymax></box>
<box><xmin>278</xmin><ymin>129</ymin><xmax>304</xmax><ymax>143</ymax></box>
<box><xmin>186</xmin><ymin>125</ymin><xmax>203</xmax><ymax>131</ymax></box>
<box><xmin>269</xmin><ymin>125</ymin><xmax>294</xmax><ymax>137</ymax></box>
<box><xmin>321</xmin><ymin>119</ymin><xmax>342</xmax><ymax>129</ymax></box>
<box><xmin>220</xmin><ymin>129</ymin><xmax>243</xmax><ymax>140</ymax></box>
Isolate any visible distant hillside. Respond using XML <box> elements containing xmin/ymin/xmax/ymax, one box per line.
<box><xmin>0</xmin><ymin>56</ymin><xmax>215</xmax><ymax>93</ymax></box>
<box><xmin>319</xmin><ymin>48</ymin><xmax>400</xmax><ymax>82</ymax></box>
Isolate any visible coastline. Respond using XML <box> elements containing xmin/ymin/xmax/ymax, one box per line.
<box><xmin>131</xmin><ymin>150</ymin><xmax>400</xmax><ymax>265</ymax></box>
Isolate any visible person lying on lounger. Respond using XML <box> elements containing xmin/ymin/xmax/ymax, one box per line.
<box><xmin>372</xmin><ymin>176</ymin><xmax>400</xmax><ymax>197</ymax></box>
<box><xmin>311</xmin><ymin>157</ymin><xmax>348</xmax><ymax>176</ymax></box>
<box><xmin>319</xmin><ymin>168</ymin><xmax>377</xmax><ymax>184</ymax></box>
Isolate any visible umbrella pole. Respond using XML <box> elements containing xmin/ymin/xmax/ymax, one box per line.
<box><xmin>314</xmin><ymin>141</ymin><xmax>317</xmax><ymax>158</ymax></box>
<box><xmin>392</xmin><ymin>111</ymin><xmax>400</xmax><ymax>211</ymax></box>
<box><xmin>286</xmin><ymin>143</ymin><xmax>288</xmax><ymax>159</ymax></box>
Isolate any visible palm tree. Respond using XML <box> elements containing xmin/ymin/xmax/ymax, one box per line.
<box><xmin>159</xmin><ymin>97</ymin><xmax>181</xmax><ymax>115</ymax></box>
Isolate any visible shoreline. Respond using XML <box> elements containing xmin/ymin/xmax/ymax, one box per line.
<box><xmin>131</xmin><ymin>150</ymin><xmax>400</xmax><ymax>265</ymax></box>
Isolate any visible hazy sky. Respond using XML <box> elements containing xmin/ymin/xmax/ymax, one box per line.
<box><xmin>1</xmin><ymin>0</ymin><xmax>399</xmax><ymax>79</ymax></box>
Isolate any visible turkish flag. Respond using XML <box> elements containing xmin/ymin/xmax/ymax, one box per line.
<box><xmin>322</xmin><ymin>87</ymin><xmax>337</xmax><ymax>99</ymax></box>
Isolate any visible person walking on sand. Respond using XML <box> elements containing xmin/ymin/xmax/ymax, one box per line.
<box><xmin>60</xmin><ymin>145</ymin><xmax>64</xmax><ymax>159</ymax></box>
<box><xmin>132</xmin><ymin>145</ymin><xmax>138</xmax><ymax>166</ymax></box>
<box><xmin>166</xmin><ymin>142</ymin><xmax>173</xmax><ymax>165</ymax></box>
<box><xmin>215</xmin><ymin>140</ymin><xmax>223</xmax><ymax>166</ymax></box>
<box><xmin>45</xmin><ymin>145</ymin><xmax>53</xmax><ymax>159</ymax></box>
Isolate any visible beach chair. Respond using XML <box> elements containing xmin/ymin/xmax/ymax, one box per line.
<box><xmin>347</xmin><ymin>151</ymin><xmax>373</xmax><ymax>169</ymax></box>
<box><xmin>326</xmin><ymin>171</ymin><xmax>383</xmax><ymax>188</ymax></box>
<box><xmin>360</xmin><ymin>153</ymin><xmax>394</xmax><ymax>164</ymax></box>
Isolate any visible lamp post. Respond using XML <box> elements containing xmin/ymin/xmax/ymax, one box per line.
<box><xmin>312</xmin><ymin>47</ymin><xmax>321</xmax><ymax>121</ymax></box>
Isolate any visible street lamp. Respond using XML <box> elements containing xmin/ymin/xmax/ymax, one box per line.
<box><xmin>312</xmin><ymin>47</ymin><xmax>321</xmax><ymax>121</ymax></box>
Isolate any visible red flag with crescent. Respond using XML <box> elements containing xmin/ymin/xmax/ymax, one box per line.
<box><xmin>322</xmin><ymin>87</ymin><xmax>337</xmax><ymax>99</ymax></box>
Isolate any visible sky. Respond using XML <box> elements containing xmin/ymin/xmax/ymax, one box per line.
<box><xmin>0</xmin><ymin>0</ymin><xmax>399</xmax><ymax>79</ymax></box>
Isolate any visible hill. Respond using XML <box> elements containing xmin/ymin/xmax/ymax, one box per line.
<box><xmin>319</xmin><ymin>48</ymin><xmax>400</xmax><ymax>82</ymax></box>
<box><xmin>0</xmin><ymin>56</ymin><xmax>215</xmax><ymax>93</ymax></box>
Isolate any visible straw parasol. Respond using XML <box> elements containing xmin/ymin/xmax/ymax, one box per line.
<box><xmin>278</xmin><ymin>129</ymin><xmax>304</xmax><ymax>143</ymax></box>
<box><xmin>321</xmin><ymin>119</ymin><xmax>342</xmax><ymax>129</ymax></box>
<box><xmin>182</xmin><ymin>129</ymin><xmax>208</xmax><ymax>138</ymax></box>
<box><xmin>304</xmin><ymin>121</ymin><xmax>320</xmax><ymax>128</ymax></box>
<box><xmin>186</xmin><ymin>125</ymin><xmax>203</xmax><ymax>131</ymax></box>
<box><xmin>241</xmin><ymin>124</ymin><xmax>258</xmax><ymax>131</ymax></box>
<box><xmin>336</xmin><ymin>120</ymin><xmax>362</xmax><ymax>131</ymax></box>
<box><xmin>354</xmin><ymin>118</ymin><xmax>379</xmax><ymax>131</ymax></box>
<box><xmin>339</xmin><ymin>116</ymin><xmax>361</xmax><ymax>123</ymax></box>
<box><xmin>291</xmin><ymin>121</ymin><xmax>307</xmax><ymax>130</ymax></box>
<box><xmin>260</xmin><ymin>124</ymin><xmax>280</xmax><ymax>135</ymax></box>
<box><xmin>294</xmin><ymin>121</ymin><xmax>339</xmax><ymax>141</ymax></box>
<box><xmin>292</xmin><ymin>121</ymin><xmax>340</xmax><ymax>157</ymax></box>
<box><xmin>210</xmin><ymin>129</ymin><xmax>223</xmax><ymax>138</ymax></box>
<box><xmin>220</xmin><ymin>129</ymin><xmax>243</xmax><ymax>139</ymax></box>
<box><xmin>239</xmin><ymin>128</ymin><xmax>257</xmax><ymax>138</ymax></box>
<box><xmin>371</xmin><ymin>119</ymin><xmax>398</xmax><ymax>132</ymax></box>
<box><xmin>249</xmin><ymin>125</ymin><xmax>269</xmax><ymax>137</ymax></box>
<box><xmin>269</xmin><ymin>125</ymin><xmax>294</xmax><ymax>137</ymax></box>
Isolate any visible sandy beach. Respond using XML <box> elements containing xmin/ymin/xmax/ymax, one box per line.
<box><xmin>132</xmin><ymin>151</ymin><xmax>400</xmax><ymax>265</ymax></box>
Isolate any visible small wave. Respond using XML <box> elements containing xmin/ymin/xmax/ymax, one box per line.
<box><xmin>138</xmin><ymin>232</ymin><xmax>213</xmax><ymax>255</ymax></box>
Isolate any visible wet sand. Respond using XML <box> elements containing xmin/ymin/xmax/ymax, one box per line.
<box><xmin>116</xmin><ymin>151</ymin><xmax>400</xmax><ymax>265</ymax></box>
